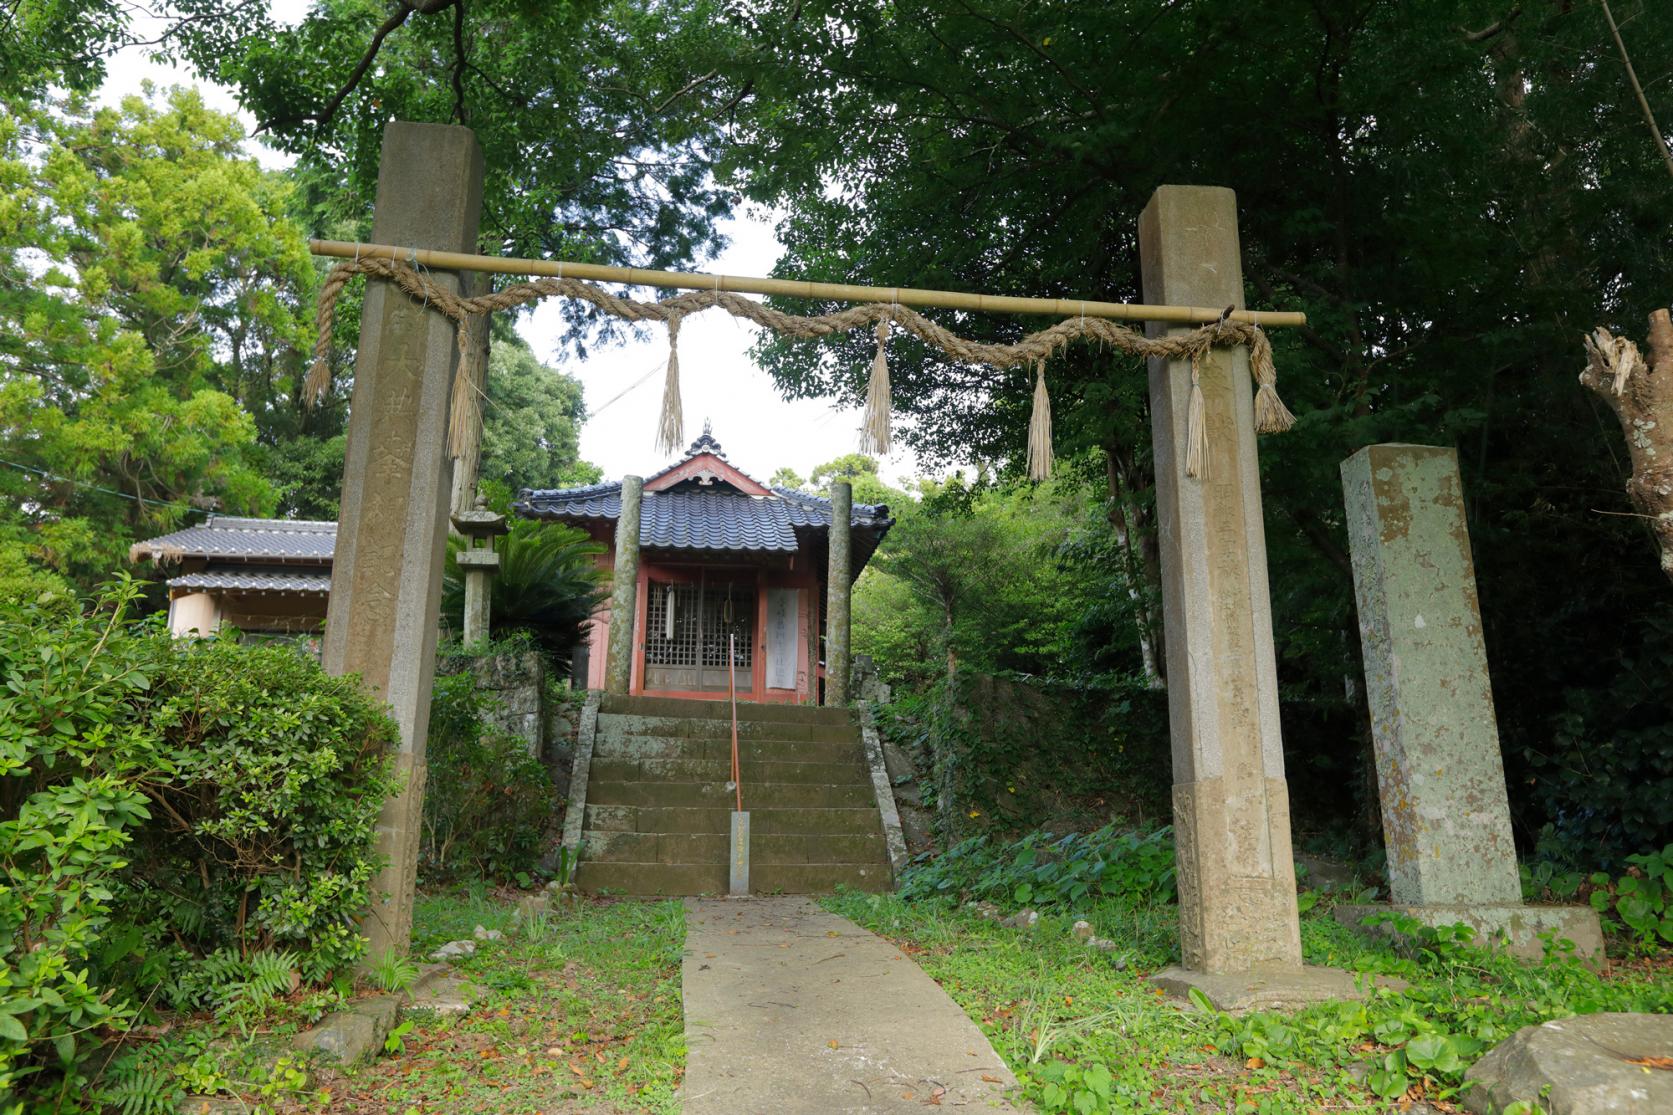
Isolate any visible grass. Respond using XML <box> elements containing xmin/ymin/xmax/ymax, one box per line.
<box><xmin>302</xmin><ymin>885</ymin><xmax>686</xmax><ymax>1114</ymax></box>
<box><xmin>821</xmin><ymin>890</ymin><xmax>1673</xmax><ymax>1114</ymax></box>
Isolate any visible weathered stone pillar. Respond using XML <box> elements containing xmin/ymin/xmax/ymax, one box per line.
<box><xmin>323</xmin><ymin>121</ymin><xmax>483</xmax><ymax>961</ymax></box>
<box><xmin>452</xmin><ymin>497</ymin><xmax>506</xmax><ymax>645</ymax></box>
<box><xmin>604</xmin><ymin>475</ymin><xmax>644</xmax><ymax>695</ymax></box>
<box><xmin>824</xmin><ymin>481</ymin><xmax>852</xmax><ymax>706</ymax></box>
<box><xmin>1335</xmin><ymin>445</ymin><xmax>1603</xmax><ymax>959</ymax></box>
<box><xmin>1140</xmin><ymin>186</ymin><xmax>1354</xmax><ymax>1009</ymax></box>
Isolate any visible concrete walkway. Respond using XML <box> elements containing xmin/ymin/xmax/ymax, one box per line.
<box><xmin>681</xmin><ymin>897</ymin><xmax>1023</xmax><ymax>1113</ymax></box>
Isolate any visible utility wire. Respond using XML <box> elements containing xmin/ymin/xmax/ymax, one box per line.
<box><xmin>0</xmin><ymin>456</ymin><xmax>209</xmax><ymax>517</ymax></box>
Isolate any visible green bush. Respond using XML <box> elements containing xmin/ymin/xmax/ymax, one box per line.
<box><xmin>0</xmin><ymin>578</ymin><xmax>397</xmax><ymax>1109</ymax></box>
<box><xmin>421</xmin><ymin>671</ymin><xmax>554</xmax><ymax>883</ymax></box>
<box><xmin>899</xmin><ymin>824</ymin><xmax>1177</xmax><ymax>909</ymax></box>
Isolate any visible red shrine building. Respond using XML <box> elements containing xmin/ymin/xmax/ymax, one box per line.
<box><xmin>514</xmin><ymin>425</ymin><xmax>893</xmax><ymax>703</ymax></box>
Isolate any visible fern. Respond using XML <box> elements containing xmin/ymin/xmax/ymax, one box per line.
<box><xmin>246</xmin><ymin>950</ymin><xmax>300</xmax><ymax>999</ymax></box>
<box><xmin>97</xmin><ymin>1061</ymin><xmax>182</xmax><ymax>1115</ymax></box>
<box><xmin>370</xmin><ymin>948</ymin><xmax>421</xmax><ymax>993</ymax></box>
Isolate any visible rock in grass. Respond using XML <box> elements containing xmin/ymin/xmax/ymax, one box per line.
<box><xmin>430</xmin><ymin>939</ymin><xmax>477</xmax><ymax>961</ymax></box>
<box><xmin>515</xmin><ymin>893</ymin><xmax>551</xmax><ymax>920</ymax></box>
<box><xmin>1001</xmin><ymin>909</ymin><xmax>1040</xmax><ymax>930</ymax></box>
<box><xmin>472</xmin><ymin>924</ymin><xmax>504</xmax><ymax>942</ymax></box>
<box><xmin>1071</xmin><ymin>919</ymin><xmax>1095</xmax><ymax>940</ymax></box>
<box><xmin>1462</xmin><ymin>1012</ymin><xmax>1673</xmax><ymax>1114</ymax></box>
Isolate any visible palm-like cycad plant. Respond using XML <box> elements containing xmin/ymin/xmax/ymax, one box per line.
<box><xmin>441</xmin><ymin>519</ymin><xmax>606</xmax><ymax>665</ymax></box>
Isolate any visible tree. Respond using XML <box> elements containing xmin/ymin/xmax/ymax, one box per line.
<box><xmin>726</xmin><ymin>0</ymin><xmax>1673</xmax><ymax>860</ymax></box>
<box><xmin>440</xmin><ymin>518</ymin><xmax>606</xmax><ymax>666</ymax></box>
<box><xmin>768</xmin><ymin>466</ymin><xmax>805</xmax><ymax>490</ymax></box>
<box><xmin>0</xmin><ymin>87</ymin><xmax>320</xmax><ymax>584</ymax></box>
<box><xmin>478</xmin><ymin>335</ymin><xmax>600</xmax><ymax>492</ymax></box>
<box><xmin>154</xmin><ymin>0</ymin><xmax>749</xmax><ymax>335</ymax></box>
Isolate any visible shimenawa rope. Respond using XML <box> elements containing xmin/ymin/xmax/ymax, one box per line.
<box><xmin>307</xmin><ymin>257</ymin><xmax>1295</xmax><ymax>479</ymax></box>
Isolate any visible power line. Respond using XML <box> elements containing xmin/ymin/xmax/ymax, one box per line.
<box><xmin>0</xmin><ymin>456</ymin><xmax>209</xmax><ymax>517</ymax></box>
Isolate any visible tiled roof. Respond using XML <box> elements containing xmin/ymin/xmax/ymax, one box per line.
<box><xmin>132</xmin><ymin>515</ymin><xmax>335</xmax><ymax>563</ymax></box>
<box><xmin>167</xmin><ymin>569</ymin><xmax>332</xmax><ymax>594</ymax></box>
<box><xmin>515</xmin><ymin>484</ymin><xmax>892</xmax><ymax>554</ymax></box>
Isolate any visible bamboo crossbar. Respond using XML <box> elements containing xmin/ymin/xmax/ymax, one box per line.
<box><xmin>308</xmin><ymin>239</ymin><xmax>1307</xmax><ymax>328</ymax></box>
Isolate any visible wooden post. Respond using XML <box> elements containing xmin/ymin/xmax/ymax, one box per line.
<box><xmin>322</xmin><ymin>121</ymin><xmax>483</xmax><ymax>962</ymax></box>
<box><xmin>1138</xmin><ymin>186</ymin><xmax>1355</xmax><ymax>1009</ymax></box>
<box><xmin>824</xmin><ymin>481</ymin><xmax>852</xmax><ymax>706</ymax></box>
<box><xmin>604</xmin><ymin>476</ymin><xmax>644</xmax><ymax>694</ymax></box>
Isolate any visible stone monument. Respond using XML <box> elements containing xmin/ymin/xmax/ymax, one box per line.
<box><xmin>1335</xmin><ymin>444</ymin><xmax>1602</xmax><ymax>960</ymax></box>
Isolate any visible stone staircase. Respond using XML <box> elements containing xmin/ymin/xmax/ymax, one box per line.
<box><xmin>575</xmin><ymin>695</ymin><xmax>893</xmax><ymax>895</ymax></box>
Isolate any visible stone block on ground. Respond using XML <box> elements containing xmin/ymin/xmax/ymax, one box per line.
<box><xmin>1463</xmin><ymin>1012</ymin><xmax>1673</xmax><ymax>1114</ymax></box>
<box><xmin>429</xmin><ymin>938</ymin><xmax>476</xmax><ymax>961</ymax></box>
<box><xmin>514</xmin><ymin>891</ymin><xmax>551</xmax><ymax>921</ymax></box>
<box><xmin>1332</xmin><ymin>903</ymin><xmax>1605</xmax><ymax>965</ymax></box>
<box><xmin>292</xmin><ymin>994</ymin><xmax>400</xmax><ymax>1062</ymax></box>
<box><xmin>1150</xmin><ymin>965</ymin><xmax>1365</xmax><ymax>1013</ymax></box>
<box><xmin>403</xmin><ymin>964</ymin><xmax>478</xmax><ymax>1017</ymax></box>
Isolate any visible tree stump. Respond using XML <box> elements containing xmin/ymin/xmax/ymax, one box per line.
<box><xmin>1580</xmin><ymin>308</ymin><xmax>1673</xmax><ymax>583</ymax></box>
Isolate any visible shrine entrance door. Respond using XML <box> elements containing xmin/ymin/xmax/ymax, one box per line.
<box><xmin>641</xmin><ymin>567</ymin><xmax>758</xmax><ymax>696</ymax></box>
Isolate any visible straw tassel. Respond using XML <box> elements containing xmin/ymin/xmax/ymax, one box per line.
<box><xmin>1248</xmin><ymin>327</ymin><xmax>1295</xmax><ymax>434</ymax></box>
<box><xmin>1027</xmin><ymin>360</ymin><xmax>1053</xmax><ymax>481</ymax></box>
<box><xmin>656</xmin><ymin>316</ymin><xmax>685</xmax><ymax>455</ymax></box>
<box><xmin>446</xmin><ymin>313</ymin><xmax>488</xmax><ymax>461</ymax></box>
<box><xmin>1184</xmin><ymin>351</ymin><xmax>1208</xmax><ymax>480</ymax></box>
<box><xmin>304</xmin><ymin>262</ymin><xmax>356</xmax><ymax>405</ymax></box>
<box><xmin>860</xmin><ymin>316</ymin><xmax>892</xmax><ymax>455</ymax></box>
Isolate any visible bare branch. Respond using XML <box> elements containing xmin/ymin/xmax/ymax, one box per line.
<box><xmin>257</xmin><ymin>0</ymin><xmax>460</xmax><ymax>134</ymax></box>
<box><xmin>451</xmin><ymin>0</ymin><xmax>467</xmax><ymax>124</ymax></box>
<box><xmin>1599</xmin><ymin>0</ymin><xmax>1673</xmax><ymax>182</ymax></box>
<box><xmin>1461</xmin><ymin>6</ymin><xmax>1522</xmax><ymax>44</ymax></box>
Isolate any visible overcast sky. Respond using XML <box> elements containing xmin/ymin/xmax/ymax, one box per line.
<box><xmin>95</xmin><ymin>10</ymin><xmax>924</xmax><ymax>489</ymax></box>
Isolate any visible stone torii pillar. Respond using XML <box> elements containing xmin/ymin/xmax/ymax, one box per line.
<box><xmin>453</xmin><ymin>496</ymin><xmax>507</xmax><ymax>644</ymax></box>
<box><xmin>322</xmin><ymin>121</ymin><xmax>483</xmax><ymax>962</ymax></box>
<box><xmin>604</xmin><ymin>475</ymin><xmax>644</xmax><ymax>695</ymax></box>
<box><xmin>1334</xmin><ymin>445</ymin><xmax>1603</xmax><ymax>959</ymax></box>
<box><xmin>1139</xmin><ymin>186</ymin><xmax>1355</xmax><ymax>1009</ymax></box>
<box><xmin>824</xmin><ymin>480</ymin><xmax>853</xmax><ymax>707</ymax></box>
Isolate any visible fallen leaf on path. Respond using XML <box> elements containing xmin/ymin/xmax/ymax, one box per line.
<box><xmin>828</xmin><ymin>1040</ymin><xmax>840</xmax><ymax>1049</ymax></box>
<box><xmin>980</xmin><ymin>1075</ymin><xmax>1002</xmax><ymax>1083</ymax></box>
<box><xmin>1245</xmin><ymin>1057</ymin><xmax>1265</xmax><ymax>1070</ymax></box>
<box><xmin>1627</xmin><ymin>1056</ymin><xmax>1673</xmax><ymax>1069</ymax></box>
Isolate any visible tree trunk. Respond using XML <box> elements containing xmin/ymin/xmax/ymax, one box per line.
<box><xmin>1581</xmin><ymin>309</ymin><xmax>1673</xmax><ymax>583</ymax></box>
<box><xmin>1105</xmin><ymin>446</ymin><xmax>1165</xmax><ymax>688</ymax></box>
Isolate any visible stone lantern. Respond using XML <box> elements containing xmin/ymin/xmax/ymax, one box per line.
<box><xmin>452</xmin><ymin>495</ymin><xmax>508</xmax><ymax>644</ymax></box>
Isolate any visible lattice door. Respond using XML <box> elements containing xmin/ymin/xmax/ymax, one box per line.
<box><xmin>643</xmin><ymin>575</ymin><xmax>755</xmax><ymax>692</ymax></box>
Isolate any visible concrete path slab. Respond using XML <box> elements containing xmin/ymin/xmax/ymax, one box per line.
<box><xmin>682</xmin><ymin>897</ymin><xmax>1023</xmax><ymax>1113</ymax></box>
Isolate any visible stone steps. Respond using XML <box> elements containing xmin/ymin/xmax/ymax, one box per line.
<box><xmin>585</xmin><ymin>804</ymin><xmax>887</xmax><ymax>836</ymax></box>
<box><xmin>595</xmin><ymin>715</ymin><xmax>858</xmax><ymax>744</ymax></box>
<box><xmin>575</xmin><ymin>860</ymin><xmax>891</xmax><ymax>896</ymax></box>
<box><xmin>600</xmin><ymin>694</ymin><xmax>856</xmax><ymax>726</ymax></box>
<box><xmin>585</xmin><ymin>779</ymin><xmax>875</xmax><ymax>809</ymax></box>
<box><xmin>576</xmin><ymin>697</ymin><xmax>891</xmax><ymax>896</ymax></box>
<box><xmin>588</xmin><ymin>756</ymin><xmax>867</xmax><ymax>785</ymax></box>
<box><xmin>583</xmin><ymin>830</ymin><xmax>885</xmax><ymax>864</ymax></box>
<box><xmin>593</xmin><ymin>734</ymin><xmax>865</xmax><ymax>764</ymax></box>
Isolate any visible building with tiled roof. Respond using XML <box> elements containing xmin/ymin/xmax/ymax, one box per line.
<box><xmin>130</xmin><ymin>516</ymin><xmax>336</xmax><ymax>637</ymax></box>
<box><xmin>131</xmin><ymin>426</ymin><xmax>892</xmax><ymax>696</ymax></box>
<box><xmin>516</xmin><ymin>423</ymin><xmax>892</xmax><ymax>703</ymax></box>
